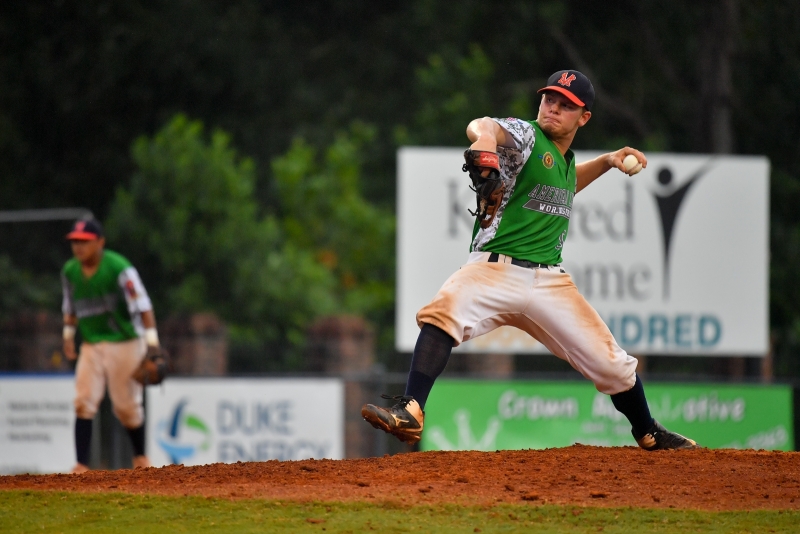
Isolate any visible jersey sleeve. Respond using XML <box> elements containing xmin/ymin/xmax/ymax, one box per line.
<box><xmin>61</xmin><ymin>272</ymin><xmax>74</xmax><ymax>316</ymax></box>
<box><xmin>117</xmin><ymin>267</ymin><xmax>153</xmax><ymax>314</ymax></box>
<box><xmin>492</xmin><ymin>118</ymin><xmax>535</xmax><ymax>180</ymax></box>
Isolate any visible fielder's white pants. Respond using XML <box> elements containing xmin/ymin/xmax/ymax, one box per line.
<box><xmin>74</xmin><ymin>338</ymin><xmax>146</xmax><ymax>428</ymax></box>
<box><xmin>416</xmin><ymin>251</ymin><xmax>638</xmax><ymax>395</ymax></box>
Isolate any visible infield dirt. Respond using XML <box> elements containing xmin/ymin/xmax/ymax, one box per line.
<box><xmin>2</xmin><ymin>445</ymin><xmax>799</xmax><ymax>511</ymax></box>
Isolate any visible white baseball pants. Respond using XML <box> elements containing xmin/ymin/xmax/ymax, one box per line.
<box><xmin>74</xmin><ymin>338</ymin><xmax>146</xmax><ymax>428</ymax></box>
<box><xmin>416</xmin><ymin>251</ymin><xmax>638</xmax><ymax>395</ymax></box>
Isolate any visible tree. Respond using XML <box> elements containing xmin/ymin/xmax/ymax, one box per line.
<box><xmin>0</xmin><ymin>255</ymin><xmax>60</xmax><ymax>322</ymax></box>
<box><xmin>3</xmin><ymin>0</ymin><xmax>800</xmax><ymax>377</ymax></box>
<box><xmin>105</xmin><ymin>115</ymin><xmax>394</xmax><ymax>370</ymax></box>
<box><xmin>272</xmin><ymin>122</ymin><xmax>395</xmax><ymax>319</ymax></box>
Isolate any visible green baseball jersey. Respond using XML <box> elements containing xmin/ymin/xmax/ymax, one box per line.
<box><xmin>61</xmin><ymin>250</ymin><xmax>153</xmax><ymax>343</ymax></box>
<box><xmin>470</xmin><ymin>118</ymin><xmax>576</xmax><ymax>265</ymax></box>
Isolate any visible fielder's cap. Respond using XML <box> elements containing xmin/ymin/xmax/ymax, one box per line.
<box><xmin>538</xmin><ymin>70</ymin><xmax>595</xmax><ymax>111</ymax></box>
<box><xmin>66</xmin><ymin>219</ymin><xmax>104</xmax><ymax>241</ymax></box>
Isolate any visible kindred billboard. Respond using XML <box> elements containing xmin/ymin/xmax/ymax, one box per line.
<box><xmin>396</xmin><ymin>148</ymin><xmax>769</xmax><ymax>356</ymax></box>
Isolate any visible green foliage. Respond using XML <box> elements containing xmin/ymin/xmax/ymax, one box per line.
<box><xmin>398</xmin><ymin>44</ymin><xmax>495</xmax><ymax>147</ymax></box>
<box><xmin>0</xmin><ymin>256</ymin><xmax>60</xmax><ymax>321</ymax></box>
<box><xmin>105</xmin><ymin>115</ymin><xmax>393</xmax><ymax>369</ymax></box>
<box><xmin>272</xmin><ymin>122</ymin><xmax>395</xmax><ymax>317</ymax></box>
<box><xmin>2</xmin><ymin>490</ymin><xmax>799</xmax><ymax>533</ymax></box>
<box><xmin>106</xmin><ymin>115</ymin><xmax>336</xmax><ymax>360</ymax></box>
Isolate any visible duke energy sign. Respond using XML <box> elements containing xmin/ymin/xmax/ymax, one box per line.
<box><xmin>145</xmin><ymin>378</ymin><xmax>344</xmax><ymax>466</ymax></box>
<box><xmin>422</xmin><ymin>381</ymin><xmax>793</xmax><ymax>452</ymax></box>
<box><xmin>397</xmin><ymin>149</ymin><xmax>769</xmax><ymax>356</ymax></box>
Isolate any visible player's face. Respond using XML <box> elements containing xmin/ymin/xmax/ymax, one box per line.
<box><xmin>70</xmin><ymin>237</ymin><xmax>105</xmax><ymax>264</ymax></box>
<box><xmin>537</xmin><ymin>92</ymin><xmax>591</xmax><ymax>137</ymax></box>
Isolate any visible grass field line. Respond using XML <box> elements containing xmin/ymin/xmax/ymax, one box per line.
<box><xmin>2</xmin><ymin>489</ymin><xmax>799</xmax><ymax>533</ymax></box>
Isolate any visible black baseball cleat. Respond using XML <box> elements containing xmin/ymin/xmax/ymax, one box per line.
<box><xmin>361</xmin><ymin>394</ymin><xmax>424</xmax><ymax>444</ymax></box>
<box><xmin>635</xmin><ymin>420</ymin><xmax>699</xmax><ymax>451</ymax></box>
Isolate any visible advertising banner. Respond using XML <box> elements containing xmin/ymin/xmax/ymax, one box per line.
<box><xmin>0</xmin><ymin>375</ymin><xmax>75</xmax><ymax>474</ymax></box>
<box><xmin>145</xmin><ymin>378</ymin><xmax>344</xmax><ymax>466</ymax></box>
<box><xmin>422</xmin><ymin>380</ymin><xmax>793</xmax><ymax>452</ymax></box>
<box><xmin>397</xmin><ymin>148</ymin><xmax>769</xmax><ymax>355</ymax></box>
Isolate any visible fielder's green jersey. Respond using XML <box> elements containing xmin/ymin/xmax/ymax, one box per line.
<box><xmin>470</xmin><ymin>118</ymin><xmax>575</xmax><ymax>265</ymax></box>
<box><xmin>61</xmin><ymin>250</ymin><xmax>153</xmax><ymax>343</ymax></box>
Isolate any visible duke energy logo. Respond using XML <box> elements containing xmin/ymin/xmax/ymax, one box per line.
<box><xmin>157</xmin><ymin>399</ymin><xmax>211</xmax><ymax>464</ymax></box>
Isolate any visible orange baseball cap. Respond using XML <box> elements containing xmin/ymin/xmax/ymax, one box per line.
<box><xmin>66</xmin><ymin>219</ymin><xmax>104</xmax><ymax>240</ymax></box>
<box><xmin>537</xmin><ymin>70</ymin><xmax>595</xmax><ymax>110</ymax></box>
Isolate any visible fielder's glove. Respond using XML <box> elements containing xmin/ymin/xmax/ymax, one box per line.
<box><xmin>462</xmin><ymin>149</ymin><xmax>505</xmax><ymax>229</ymax></box>
<box><xmin>132</xmin><ymin>345</ymin><xmax>169</xmax><ymax>386</ymax></box>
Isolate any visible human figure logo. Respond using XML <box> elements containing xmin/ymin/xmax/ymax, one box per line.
<box><xmin>651</xmin><ymin>160</ymin><xmax>713</xmax><ymax>299</ymax></box>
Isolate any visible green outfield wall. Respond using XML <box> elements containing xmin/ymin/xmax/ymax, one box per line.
<box><xmin>421</xmin><ymin>381</ymin><xmax>794</xmax><ymax>452</ymax></box>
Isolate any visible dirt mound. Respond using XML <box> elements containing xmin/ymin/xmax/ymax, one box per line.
<box><xmin>3</xmin><ymin>446</ymin><xmax>799</xmax><ymax>511</ymax></box>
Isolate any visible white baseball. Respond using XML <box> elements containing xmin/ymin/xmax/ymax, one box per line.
<box><xmin>622</xmin><ymin>154</ymin><xmax>642</xmax><ymax>175</ymax></box>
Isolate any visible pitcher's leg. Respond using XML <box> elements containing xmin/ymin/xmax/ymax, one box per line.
<box><xmin>519</xmin><ymin>269</ymin><xmax>637</xmax><ymax>394</ymax></box>
<box><xmin>519</xmin><ymin>269</ymin><xmax>698</xmax><ymax>450</ymax></box>
<box><xmin>415</xmin><ymin>260</ymin><xmax>534</xmax><ymax>346</ymax></box>
<box><xmin>405</xmin><ymin>323</ymin><xmax>455</xmax><ymax>409</ymax></box>
<box><xmin>610</xmin><ymin>374</ymin><xmax>654</xmax><ymax>437</ymax></box>
<box><xmin>363</xmin><ymin>260</ymin><xmax>531</xmax><ymax>443</ymax></box>
<box><xmin>361</xmin><ymin>324</ymin><xmax>455</xmax><ymax>444</ymax></box>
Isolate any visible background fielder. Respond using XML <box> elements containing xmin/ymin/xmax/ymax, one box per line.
<box><xmin>363</xmin><ymin>69</ymin><xmax>698</xmax><ymax>452</ymax></box>
<box><xmin>61</xmin><ymin>219</ymin><xmax>161</xmax><ymax>473</ymax></box>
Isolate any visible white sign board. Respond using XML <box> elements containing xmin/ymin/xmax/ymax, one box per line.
<box><xmin>0</xmin><ymin>375</ymin><xmax>76</xmax><ymax>474</ymax></box>
<box><xmin>146</xmin><ymin>378</ymin><xmax>344</xmax><ymax>466</ymax></box>
<box><xmin>397</xmin><ymin>148</ymin><xmax>769</xmax><ymax>356</ymax></box>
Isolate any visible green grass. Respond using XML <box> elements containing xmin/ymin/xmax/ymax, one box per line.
<box><xmin>1</xmin><ymin>490</ymin><xmax>797</xmax><ymax>533</ymax></box>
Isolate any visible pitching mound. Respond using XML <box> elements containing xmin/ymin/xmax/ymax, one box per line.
<box><xmin>3</xmin><ymin>446</ymin><xmax>799</xmax><ymax>511</ymax></box>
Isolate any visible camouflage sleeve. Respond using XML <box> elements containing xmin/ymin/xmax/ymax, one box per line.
<box><xmin>492</xmin><ymin>117</ymin><xmax>535</xmax><ymax>181</ymax></box>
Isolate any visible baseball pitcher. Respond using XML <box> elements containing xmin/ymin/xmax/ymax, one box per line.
<box><xmin>62</xmin><ymin>219</ymin><xmax>166</xmax><ymax>473</ymax></box>
<box><xmin>362</xmin><ymin>70</ymin><xmax>698</xmax><ymax>452</ymax></box>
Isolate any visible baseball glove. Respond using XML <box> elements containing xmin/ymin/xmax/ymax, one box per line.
<box><xmin>462</xmin><ymin>149</ymin><xmax>505</xmax><ymax>229</ymax></box>
<box><xmin>132</xmin><ymin>346</ymin><xmax>169</xmax><ymax>386</ymax></box>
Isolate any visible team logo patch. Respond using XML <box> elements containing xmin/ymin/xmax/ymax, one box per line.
<box><xmin>558</xmin><ymin>72</ymin><xmax>576</xmax><ymax>87</ymax></box>
<box><xmin>540</xmin><ymin>152</ymin><xmax>555</xmax><ymax>169</ymax></box>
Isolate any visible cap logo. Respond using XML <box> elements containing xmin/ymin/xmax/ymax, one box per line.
<box><xmin>557</xmin><ymin>73</ymin><xmax>576</xmax><ymax>87</ymax></box>
<box><xmin>75</xmin><ymin>221</ymin><xmax>86</xmax><ymax>231</ymax></box>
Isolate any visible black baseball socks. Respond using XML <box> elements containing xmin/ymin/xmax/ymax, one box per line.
<box><xmin>75</xmin><ymin>417</ymin><xmax>93</xmax><ymax>466</ymax></box>
<box><xmin>404</xmin><ymin>323</ymin><xmax>455</xmax><ymax>409</ymax></box>
<box><xmin>406</xmin><ymin>324</ymin><xmax>656</xmax><ymax>437</ymax></box>
<box><xmin>610</xmin><ymin>373</ymin><xmax>655</xmax><ymax>439</ymax></box>
<box><xmin>127</xmin><ymin>424</ymin><xmax>146</xmax><ymax>457</ymax></box>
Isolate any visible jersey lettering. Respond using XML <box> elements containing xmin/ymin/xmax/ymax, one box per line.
<box><xmin>73</xmin><ymin>294</ymin><xmax>120</xmax><ymax>319</ymax></box>
<box><xmin>524</xmin><ymin>183</ymin><xmax>573</xmax><ymax>219</ymax></box>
